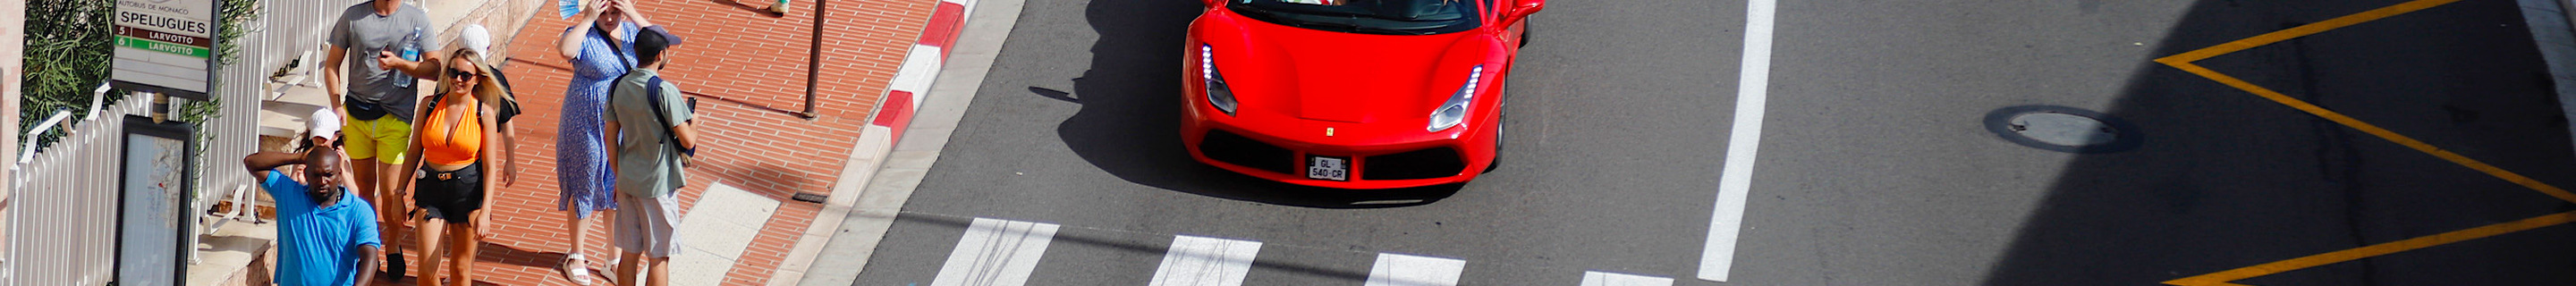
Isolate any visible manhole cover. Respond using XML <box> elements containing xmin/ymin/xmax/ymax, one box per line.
<box><xmin>1984</xmin><ymin>105</ymin><xmax>2141</xmax><ymax>154</ymax></box>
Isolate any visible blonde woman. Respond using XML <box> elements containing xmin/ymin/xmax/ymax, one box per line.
<box><xmin>394</xmin><ymin>47</ymin><xmax>506</xmax><ymax>286</ymax></box>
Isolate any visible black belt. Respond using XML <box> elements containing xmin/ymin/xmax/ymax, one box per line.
<box><xmin>421</xmin><ymin>163</ymin><xmax>479</xmax><ymax>181</ymax></box>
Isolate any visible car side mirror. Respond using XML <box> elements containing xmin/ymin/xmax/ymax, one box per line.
<box><xmin>1507</xmin><ymin>0</ymin><xmax>1545</xmax><ymax>22</ymax></box>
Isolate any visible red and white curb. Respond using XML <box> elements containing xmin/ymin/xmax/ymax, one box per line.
<box><xmin>771</xmin><ymin>0</ymin><xmax>979</xmax><ymax>284</ymax></box>
<box><xmin>874</xmin><ymin>0</ymin><xmax>974</xmax><ymax>143</ymax></box>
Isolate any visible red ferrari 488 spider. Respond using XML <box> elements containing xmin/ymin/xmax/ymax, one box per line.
<box><xmin>1182</xmin><ymin>0</ymin><xmax>1544</xmax><ymax>189</ymax></box>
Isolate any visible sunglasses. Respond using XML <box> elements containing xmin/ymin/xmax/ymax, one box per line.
<box><xmin>449</xmin><ymin>69</ymin><xmax>480</xmax><ymax>80</ymax></box>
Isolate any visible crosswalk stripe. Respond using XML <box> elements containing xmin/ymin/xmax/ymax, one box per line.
<box><xmin>929</xmin><ymin>218</ymin><xmax>1062</xmax><ymax>286</ymax></box>
<box><xmin>1146</xmin><ymin>235</ymin><xmax>1264</xmax><ymax>286</ymax></box>
<box><xmin>1580</xmin><ymin>271</ymin><xmax>1674</xmax><ymax>286</ymax></box>
<box><xmin>1363</xmin><ymin>253</ymin><xmax>1467</xmax><ymax>286</ymax></box>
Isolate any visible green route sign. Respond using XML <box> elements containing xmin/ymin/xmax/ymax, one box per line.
<box><xmin>115</xmin><ymin>36</ymin><xmax>209</xmax><ymax>58</ymax></box>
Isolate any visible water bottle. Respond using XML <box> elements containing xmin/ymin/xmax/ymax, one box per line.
<box><xmin>394</xmin><ymin>28</ymin><xmax>422</xmax><ymax>88</ymax></box>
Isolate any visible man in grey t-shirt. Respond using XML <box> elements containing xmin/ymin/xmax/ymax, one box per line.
<box><xmin>321</xmin><ymin>0</ymin><xmax>439</xmax><ymax>279</ymax></box>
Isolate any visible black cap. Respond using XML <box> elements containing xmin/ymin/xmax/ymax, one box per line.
<box><xmin>643</xmin><ymin>25</ymin><xmax>682</xmax><ymax>46</ymax></box>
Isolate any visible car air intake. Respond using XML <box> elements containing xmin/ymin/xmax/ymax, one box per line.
<box><xmin>1363</xmin><ymin>147</ymin><xmax>1465</xmax><ymax>181</ymax></box>
<box><xmin>1199</xmin><ymin>130</ymin><xmax>1298</xmax><ymax>174</ymax></box>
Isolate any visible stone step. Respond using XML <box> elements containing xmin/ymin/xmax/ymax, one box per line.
<box><xmin>185</xmin><ymin>219</ymin><xmax>277</xmax><ymax>286</ymax></box>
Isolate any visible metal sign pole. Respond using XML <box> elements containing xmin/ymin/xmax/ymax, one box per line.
<box><xmin>107</xmin><ymin>0</ymin><xmax>216</xmax><ymax>281</ymax></box>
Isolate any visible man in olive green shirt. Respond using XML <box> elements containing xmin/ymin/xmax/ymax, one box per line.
<box><xmin>602</xmin><ymin>27</ymin><xmax>694</xmax><ymax>286</ymax></box>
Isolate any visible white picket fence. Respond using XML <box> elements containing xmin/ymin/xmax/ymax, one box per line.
<box><xmin>0</xmin><ymin>0</ymin><xmax>337</xmax><ymax>283</ymax></box>
<box><xmin>4</xmin><ymin>90</ymin><xmax>151</xmax><ymax>286</ymax></box>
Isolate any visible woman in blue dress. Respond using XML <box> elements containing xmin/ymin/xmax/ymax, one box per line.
<box><xmin>552</xmin><ymin>0</ymin><xmax>653</xmax><ymax>283</ymax></box>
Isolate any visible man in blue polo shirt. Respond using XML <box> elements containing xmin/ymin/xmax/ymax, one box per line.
<box><xmin>242</xmin><ymin>127</ymin><xmax>383</xmax><ymax>286</ymax></box>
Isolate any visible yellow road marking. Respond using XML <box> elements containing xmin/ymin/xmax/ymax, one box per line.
<box><xmin>2156</xmin><ymin>0</ymin><xmax>2576</xmax><ymax>205</ymax></box>
<box><xmin>2162</xmin><ymin>63</ymin><xmax>2576</xmax><ymax>204</ymax></box>
<box><xmin>2164</xmin><ymin>212</ymin><xmax>2576</xmax><ymax>286</ymax></box>
<box><xmin>2144</xmin><ymin>0</ymin><xmax>2576</xmax><ymax>284</ymax></box>
<box><xmin>2156</xmin><ymin>0</ymin><xmax>2463</xmax><ymax>63</ymax></box>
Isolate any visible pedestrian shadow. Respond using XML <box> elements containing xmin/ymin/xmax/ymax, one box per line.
<box><xmin>471</xmin><ymin>240</ymin><xmax>564</xmax><ymax>270</ymax></box>
<box><xmin>702</xmin><ymin>0</ymin><xmax>785</xmax><ymax>17</ymax></box>
<box><xmin>1050</xmin><ymin>0</ymin><xmax>1461</xmax><ymax>208</ymax></box>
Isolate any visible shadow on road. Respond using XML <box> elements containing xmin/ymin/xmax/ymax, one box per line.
<box><xmin>1051</xmin><ymin>0</ymin><xmax>1462</xmax><ymax>208</ymax></box>
<box><xmin>1980</xmin><ymin>0</ymin><xmax>2576</xmax><ymax>284</ymax></box>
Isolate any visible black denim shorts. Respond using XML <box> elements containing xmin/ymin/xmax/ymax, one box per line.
<box><xmin>414</xmin><ymin>163</ymin><xmax>486</xmax><ymax>221</ymax></box>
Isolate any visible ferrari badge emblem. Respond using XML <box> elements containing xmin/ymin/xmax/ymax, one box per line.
<box><xmin>1326</xmin><ymin>128</ymin><xmax>1335</xmax><ymax>137</ymax></box>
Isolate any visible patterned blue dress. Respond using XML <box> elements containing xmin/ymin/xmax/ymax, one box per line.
<box><xmin>558</xmin><ymin>23</ymin><xmax>637</xmax><ymax>216</ymax></box>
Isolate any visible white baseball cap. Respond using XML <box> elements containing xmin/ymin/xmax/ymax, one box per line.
<box><xmin>459</xmin><ymin>24</ymin><xmax>493</xmax><ymax>61</ymax></box>
<box><xmin>307</xmin><ymin>108</ymin><xmax>341</xmax><ymax>141</ymax></box>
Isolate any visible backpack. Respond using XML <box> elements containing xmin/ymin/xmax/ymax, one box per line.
<box><xmin>604</xmin><ymin>74</ymin><xmax>696</xmax><ymax>156</ymax></box>
<box><xmin>488</xmin><ymin>69</ymin><xmax>523</xmax><ymax>124</ymax></box>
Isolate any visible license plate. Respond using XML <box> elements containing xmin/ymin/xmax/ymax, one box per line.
<box><xmin>1306</xmin><ymin>156</ymin><xmax>1350</xmax><ymax>181</ymax></box>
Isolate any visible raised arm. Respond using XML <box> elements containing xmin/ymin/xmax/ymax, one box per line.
<box><xmin>616</xmin><ymin>0</ymin><xmax>656</xmax><ymax>29</ymax></box>
<box><xmin>341</xmin><ymin>149</ymin><xmax>362</xmax><ymax>188</ymax></box>
<box><xmin>243</xmin><ymin>151</ymin><xmax>309</xmax><ymax>181</ymax></box>
<box><xmin>558</xmin><ymin>0</ymin><xmax>611</xmax><ymax>60</ymax></box>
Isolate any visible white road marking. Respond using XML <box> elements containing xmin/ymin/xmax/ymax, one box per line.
<box><xmin>929</xmin><ymin>218</ymin><xmax>1061</xmax><ymax>286</ymax></box>
<box><xmin>1364</xmin><ymin>253</ymin><xmax>1467</xmax><ymax>286</ymax></box>
<box><xmin>1580</xmin><ymin>271</ymin><xmax>1675</xmax><ymax>286</ymax></box>
<box><xmin>1699</xmin><ymin>0</ymin><xmax>1778</xmax><ymax>281</ymax></box>
<box><xmin>1147</xmin><ymin>235</ymin><xmax>1264</xmax><ymax>286</ymax></box>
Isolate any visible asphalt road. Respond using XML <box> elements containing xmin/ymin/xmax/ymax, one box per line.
<box><xmin>842</xmin><ymin>0</ymin><xmax>2576</xmax><ymax>285</ymax></box>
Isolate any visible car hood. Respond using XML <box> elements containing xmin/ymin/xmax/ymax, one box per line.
<box><xmin>1204</xmin><ymin>15</ymin><xmax>1500</xmax><ymax>123</ymax></box>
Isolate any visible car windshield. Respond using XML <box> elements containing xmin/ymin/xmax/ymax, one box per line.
<box><xmin>1226</xmin><ymin>0</ymin><xmax>1482</xmax><ymax>36</ymax></box>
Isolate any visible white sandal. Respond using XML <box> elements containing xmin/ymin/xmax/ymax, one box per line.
<box><xmin>599</xmin><ymin>257</ymin><xmax>623</xmax><ymax>285</ymax></box>
<box><xmin>561</xmin><ymin>254</ymin><xmax>595</xmax><ymax>285</ymax></box>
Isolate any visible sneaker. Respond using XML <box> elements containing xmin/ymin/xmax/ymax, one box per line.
<box><xmin>384</xmin><ymin>253</ymin><xmax>407</xmax><ymax>282</ymax></box>
<box><xmin>767</xmin><ymin>0</ymin><xmax>788</xmax><ymax>14</ymax></box>
<box><xmin>561</xmin><ymin>255</ymin><xmax>595</xmax><ymax>285</ymax></box>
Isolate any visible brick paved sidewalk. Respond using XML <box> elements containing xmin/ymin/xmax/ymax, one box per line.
<box><xmin>367</xmin><ymin>0</ymin><xmax>937</xmax><ymax>284</ymax></box>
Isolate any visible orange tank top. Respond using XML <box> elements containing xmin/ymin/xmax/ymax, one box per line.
<box><xmin>420</xmin><ymin>94</ymin><xmax>484</xmax><ymax>166</ymax></box>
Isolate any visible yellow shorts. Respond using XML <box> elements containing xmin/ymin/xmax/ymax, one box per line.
<box><xmin>342</xmin><ymin>114</ymin><xmax>411</xmax><ymax>163</ymax></box>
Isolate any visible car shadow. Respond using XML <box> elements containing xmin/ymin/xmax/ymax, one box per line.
<box><xmin>1054</xmin><ymin>0</ymin><xmax>1461</xmax><ymax>208</ymax></box>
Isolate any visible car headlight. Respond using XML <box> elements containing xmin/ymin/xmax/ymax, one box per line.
<box><xmin>1201</xmin><ymin>45</ymin><xmax>1238</xmax><ymax>116</ymax></box>
<box><xmin>1428</xmin><ymin>65</ymin><xmax>1484</xmax><ymax>131</ymax></box>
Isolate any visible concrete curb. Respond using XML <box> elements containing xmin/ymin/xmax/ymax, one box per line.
<box><xmin>2521</xmin><ymin>0</ymin><xmax>2576</xmax><ymax>153</ymax></box>
<box><xmin>770</xmin><ymin>0</ymin><xmax>1014</xmax><ymax>283</ymax></box>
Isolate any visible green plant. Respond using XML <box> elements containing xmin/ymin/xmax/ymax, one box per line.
<box><xmin>20</xmin><ymin>0</ymin><xmax>114</xmax><ymax>148</ymax></box>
